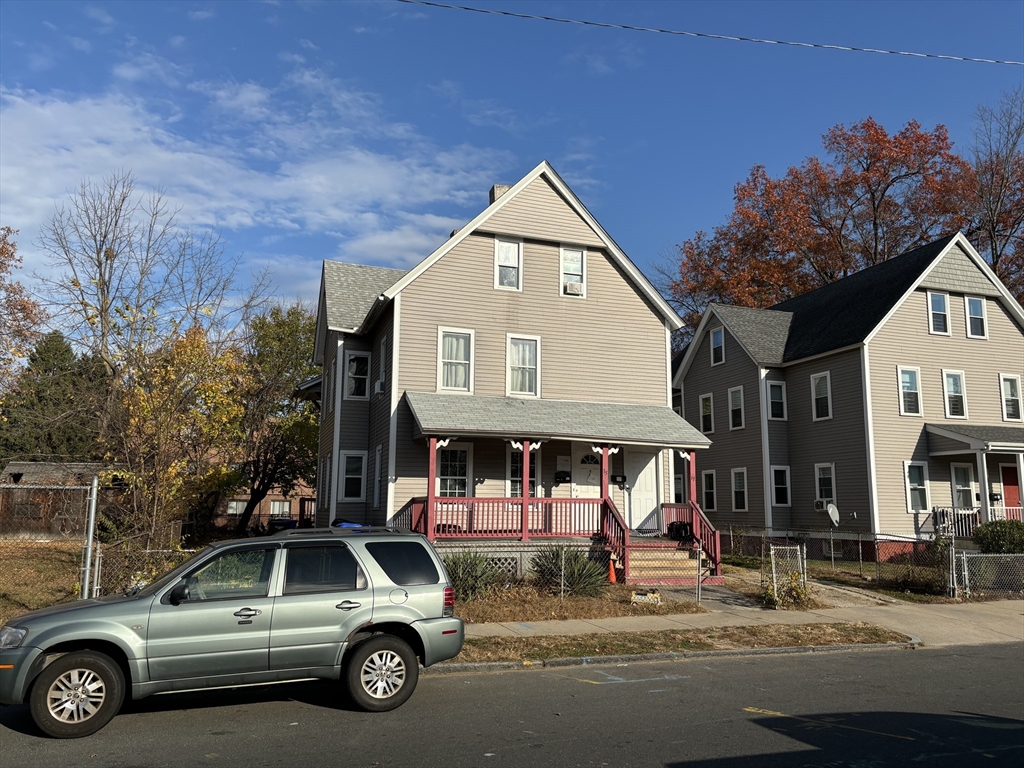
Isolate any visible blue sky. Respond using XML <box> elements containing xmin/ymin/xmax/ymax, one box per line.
<box><xmin>1</xmin><ymin>0</ymin><xmax>1022</xmax><ymax>304</ymax></box>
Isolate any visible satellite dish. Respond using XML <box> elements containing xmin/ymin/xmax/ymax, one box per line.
<box><xmin>826</xmin><ymin>503</ymin><xmax>840</xmax><ymax>527</ymax></box>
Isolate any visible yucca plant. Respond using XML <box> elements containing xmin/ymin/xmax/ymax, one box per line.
<box><xmin>442</xmin><ymin>550</ymin><xmax>499</xmax><ymax>601</ymax></box>
<box><xmin>530</xmin><ymin>546</ymin><xmax>608</xmax><ymax>597</ymax></box>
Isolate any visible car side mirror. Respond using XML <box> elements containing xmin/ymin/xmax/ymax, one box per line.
<box><xmin>169</xmin><ymin>581</ymin><xmax>190</xmax><ymax>606</ymax></box>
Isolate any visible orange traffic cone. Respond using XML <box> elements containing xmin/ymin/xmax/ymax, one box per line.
<box><xmin>608</xmin><ymin>557</ymin><xmax>617</xmax><ymax>584</ymax></box>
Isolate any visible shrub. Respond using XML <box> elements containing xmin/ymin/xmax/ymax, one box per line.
<box><xmin>442</xmin><ymin>551</ymin><xmax>499</xmax><ymax>601</ymax></box>
<box><xmin>762</xmin><ymin>572</ymin><xmax>813</xmax><ymax>609</ymax></box>
<box><xmin>530</xmin><ymin>546</ymin><xmax>608</xmax><ymax>597</ymax></box>
<box><xmin>972</xmin><ymin>520</ymin><xmax>1024</xmax><ymax>554</ymax></box>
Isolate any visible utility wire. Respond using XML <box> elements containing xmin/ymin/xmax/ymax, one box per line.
<box><xmin>396</xmin><ymin>0</ymin><xmax>1023</xmax><ymax>66</ymax></box>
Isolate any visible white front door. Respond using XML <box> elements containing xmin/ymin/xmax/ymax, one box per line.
<box><xmin>571</xmin><ymin>443</ymin><xmax>602</xmax><ymax>498</ymax></box>
<box><xmin>627</xmin><ymin>450</ymin><xmax>659</xmax><ymax>530</ymax></box>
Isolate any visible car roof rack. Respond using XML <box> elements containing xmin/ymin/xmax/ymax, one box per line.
<box><xmin>272</xmin><ymin>526</ymin><xmax>412</xmax><ymax>538</ymax></box>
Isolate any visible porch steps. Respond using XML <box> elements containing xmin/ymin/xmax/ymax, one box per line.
<box><xmin>624</xmin><ymin>538</ymin><xmax>723</xmax><ymax>586</ymax></box>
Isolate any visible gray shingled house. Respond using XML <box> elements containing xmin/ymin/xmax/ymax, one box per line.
<box><xmin>674</xmin><ymin>232</ymin><xmax>1024</xmax><ymax>541</ymax></box>
<box><xmin>313</xmin><ymin>161</ymin><xmax>716</xmax><ymax>583</ymax></box>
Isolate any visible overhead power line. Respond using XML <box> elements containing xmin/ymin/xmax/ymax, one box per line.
<box><xmin>396</xmin><ymin>0</ymin><xmax>1023</xmax><ymax>66</ymax></box>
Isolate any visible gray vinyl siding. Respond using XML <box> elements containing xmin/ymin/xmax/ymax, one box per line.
<box><xmin>765</xmin><ymin>369</ymin><xmax>791</xmax><ymax>527</ymax></box>
<box><xmin>868</xmin><ymin>282</ymin><xmax>1024</xmax><ymax>535</ymax></box>
<box><xmin>397</xmin><ymin>231</ymin><xmax>668</xmax><ymax>405</ymax></box>
<box><xmin>333</xmin><ymin>334</ymin><xmax>372</xmax><ymax>523</ymax></box>
<box><xmin>367</xmin><ymin>307</ymin><xmax>394</xmax><ymax>525</ymax></box>
<box><xmin>483</xmin><ymin>176</ymin><xmax>604</xmax><ymax>248</ymax></box>
<box><xmin>785</xmin><ymin>349</ymin><xmax>871</xmax><ymax>531</ymax></box>
<box><xmin>918</xmin><ymin>244</ymin><xmax>1002</xmax><ymax>297</ymax></box>
<box><xmin>681</xmin><ymin>322</ymin><xmax>764</xmax><ymax>528</ymax></box>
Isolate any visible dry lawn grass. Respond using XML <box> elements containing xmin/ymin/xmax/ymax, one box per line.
<box><xmin>721</xmin><ymin>565</ymin><xmax>832</xmax><ymax>610</ymax></box>
<box><xmin>454</xmin><ymin>622</ymin><xmax>910</xmax><ymax>663</ymax></box>
<box><xmin>455</xmin><ymin>584</ymin><xmax>705</xmax><ymax>624</ymax></box>
<box><xmin>0</xmin><ymin>540</ymin><xmax>82</xmax><ymax>625</ymax></box>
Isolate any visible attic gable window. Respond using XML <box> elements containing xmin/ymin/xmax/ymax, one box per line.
<box><xmin>710</xmin><ymin>327</ymin><xmax>725</xmax><ymax>366</ymax></box>
<box><xmin>494</xmin><ymin>238</ymin><xmax>523</xmax><ymax>291</ymax></box>
<box><xmin>560</xmin><ymin>246</ymin><xmax>585</xmax><ymax>297</ymax></box>
<box><xmin>928</xmin><ymin>292</ymin><xmax>950</xmax><ymax>335</ymax></box>
<box><xmin>965</xmin><ymin>296</ymin><xmax>987</xmax><ymax>339</ymax></box>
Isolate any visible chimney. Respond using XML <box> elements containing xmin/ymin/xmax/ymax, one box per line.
<box><xmin>489</xmin><ymin>184</ymin><xmax>511</xmax><ymax>204</ymax></box>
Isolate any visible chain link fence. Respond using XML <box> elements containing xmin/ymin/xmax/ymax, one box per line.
<box><xmin>954</xmin><ymin>553</ymin><xmax>1024</xmax><ymax>599</ymax></box>
<box><xmin>92</xmin><ymin>532</ymin><xmax>197</xmax><ymax>597</ymax></box>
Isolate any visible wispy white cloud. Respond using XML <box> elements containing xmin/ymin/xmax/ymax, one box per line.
<box><xmin>299</xmin><ymin>39</ymin><xmax>318</xmax><ymax>50</ymax></box>
<box><xmin>69</xmin><ymin>37</ymin><xmax>92</xmax><ymax>53</ymax></box>
<box><xmin>188</xmin><ymin>10</ymin><xmax>215</xmax><ymax>21</ymax></box>
<box><xmin>431</xmin><ymin>80</ymin><xmax>542</xmax><ymax>135</ymax></box>
<box><xmin>169</xmin><ymin>35</ymin><xmax>186</xmax><ymax>49</ymax></box>
<box><xmin>84</xmin><ymin>5</ymin><xmax>115</xmax><ymax>29</ymax></box>
<box><xmin>113</xmin><ymin>52</ymin><xmax>185</xmax><ymax>86</ymax></box>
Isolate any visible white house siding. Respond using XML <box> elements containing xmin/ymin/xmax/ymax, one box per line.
<box><xmin>680</xmin><ymin>322</ymin><xmax>764</xmax><ymax>528</ymax></box>
<box><xmin>785</xmin><ymin>348</ymin><xmax>871</xmax><ymax>531</ymax></box>
<box><xmin>869</xmin><ymin>284</ymin><xmax>1024</xmax><ymax>535</ymax></box>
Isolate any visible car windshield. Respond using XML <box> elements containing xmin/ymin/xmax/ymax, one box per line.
<box><xmin>133</xmin><ymin>547</ymin><xmax>213</xmax><ymax>598</ymax></box>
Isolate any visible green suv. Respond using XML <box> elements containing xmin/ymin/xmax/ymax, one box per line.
<box><xmin>0</xmin><ymin>527</ymin><xmax>464</xmax><ymax>738</ymax></box>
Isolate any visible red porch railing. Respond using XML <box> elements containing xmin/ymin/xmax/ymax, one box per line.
<box><xmin>408</xmin><ymin>497</ymin><xmax>606</xmax><ymax>540</ymax></box>
<box><xmin>602</xmin><ymin>498</ymin><xmax>630</xmax><ymax>576</ymax></box>
<box><xmin>661</xmin><ymin>501</ymin><xmax>721</xmax><ymax>577</ymax></box>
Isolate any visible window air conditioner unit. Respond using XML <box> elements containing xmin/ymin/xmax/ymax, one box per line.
<box><xmin>564</xmin><ymin>282</ymin><xmax>584</xmax><ymax>296</ymax></box>
<box><xmin>374</xmin><ymin>380</ymin><xmax>384</xmax><ymax>394</ymax></box>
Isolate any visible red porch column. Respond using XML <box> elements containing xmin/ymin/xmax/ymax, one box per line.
<box><xmin>688</xmin><ymin>450</ymin><xmax>698</xmax><ymax>507</ymax></box>
<box><xmin>520</xmin><ymin>440</ymin><xmax>531</xmax><ymax>541</ymax></box>
<box><xmin>426</xmin><ymin>436</ymin><xmax>437</xmax><ymax>542</ymax></box>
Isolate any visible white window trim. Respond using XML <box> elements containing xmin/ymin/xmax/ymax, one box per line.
<box><xmin>493</xmin><ymin>237</ymin><xmax>523</xmax><ymax>292</ymax></box>
<box><xmin>964</xmin><ymin>295</ymin><xmax>988</xmax><ymax>340</ymax></box>
<box><xmin>558</xmin><ymin>244</ymin><xmax>587</xmax><ymax>299</ymax></box>
<box><xmin>699</xmin><ymin>393</ymin><xmax>714</xmax><ymax>434</ymax></box>
<box><xmin>436</xmin><ymin>326</ymin><xmax>476</xmax><ymax>394</ymax></box>
<box><xmin>903</xmin><ymin>460</ymin><xmax>930</xmax><ymax>514</ymax></box>
<box><xmin>731</xmin><ymin>468</ymin><xmax>748</xmax><ymax>512</ymax></box>
<box><xmin>505</xmin><ymin>444</ymin><xmax>542</xmax><ymax>497</ymax></box>
<box><xmin>771</xmin><ymin>465</ymin><xmax>791</xmax><ymax>507</ymax></box>
<box><xmin>339</xmin><ymin>450</ymin><xmax>368</xmax><ymax>502</ymax></box>
<box><xmin>767</xmin><ymin>381</ymin><xmax>787</xmax><ymax>421</ymax></box>
<box><xmin>728</xmin><ymin>385</ymin><xmax>745</xmax><ymax>430</ymax></box>
<box><xmin>814</xmin><ymin>462</ymin><xmax>837</xmax><ymax>505</ymax></box>
<box><xmin>950</xmin><ymin>462</ymin><xmax>975</xmax><ymax>510</ymax></box>
<box><xmin>373</xmin><ymin>445</ymin><xmax>383</xmax><ymax>509</ymax></box>
<box><xmin>811</xmin><ymin>371</ymin><xmax>833</xmax><ymax>422</ymax></box>
<box><xmin>941</xmin><ymin>369</ymin><xmax>969</xmax><ymax>419</ymax></box>
<box><xmin>343</xmin><ymin>350</ymin><xmax>371</xmax><ymax>401</ymax></box>
<box><xmin>1000</xmin><ymin>373</ymin><xmax>1023</xmax><ymax>422</ymax></box>
<box><xmin>435</xmin><ymin>442</ymin><xmax>475</xmax><ymax>498</ymax></box>
<box><xmin>701</xmin><ymin>470</ymin><xmax>716</xmax><ymax>511</ymax></box>
<box><xmin>927</xmin><ymin>291</ymin><xmax>950</xmax><ymax>336</ymax></box>
<box><xmin>897</xmin><ymin>365</ymin><xmax>923</xmax><ymax>417</ymax></box>
<box><xmin>505</xmin><ymin>333</ymin><xmax>542</xmax><ymax>398</ymax></box>
<box><xmin>710</xmin><ymin>326</ymin><xmax>725</xmax><ymax>366</ymax></box>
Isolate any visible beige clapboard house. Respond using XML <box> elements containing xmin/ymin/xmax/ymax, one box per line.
<box><xmin>312</xmin><ymin>161</ymin><xmax>712</xmax><ymax>574</ymax></box>
<box><xmin>675</xmin><ymin>232</ymin><xmax>1024</xmax><ymax>539</ymax></box>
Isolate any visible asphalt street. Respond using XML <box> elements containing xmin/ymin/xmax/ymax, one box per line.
<box><xmin>1</xmin><ymin>643</ymin><xmax>1022</xmax><ymax>767</ymax></box>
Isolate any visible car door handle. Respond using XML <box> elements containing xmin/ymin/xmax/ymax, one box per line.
<box><xmin>233</xmin><ymin>608</ymin><xmax>262</xmax><ymax>618</ymax></box>
<box><xmin>336</xmin><ymin>601</ymin><xmax>362</xmax><ymax>611</ymax></box>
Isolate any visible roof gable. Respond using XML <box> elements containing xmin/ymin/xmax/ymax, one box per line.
<box><xmin>320</xmin><ymin>261</ymin><xmax>407</xmax><ymax>333</ymax></box>
<box><xmin>481</xmin><ymin>176</ymin><xmax>604</xmax><ymax>248</ymax></box>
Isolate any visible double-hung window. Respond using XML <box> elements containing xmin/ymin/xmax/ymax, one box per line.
<box><xmin>771</xmin><ymin>466</ymin><xmax>791</xmax><ymax>507</ymax></box>
<box><xmin>731</xmin><ymin>468</ymin><xmax>747</xmax><ymax>511</ymax></box>
<box><xmin>438</xmin><ymin>327</ymin><xmax>474</xmax><ymax>392</ymax></box>
<box><xmin>965</xmin><ymin>296</ymin><xmax>987</xmax><ymax>339</ymax></box>
<box><xmin>811</xmin><ymin>372</ymin><xmax>832</xmax><ymax>421</ymax></box>
<box><xmin>942</xmin><ymin>370</ymin><xmax>967</xmax><ymax>418</ymax></box>
<box><xmin>699</xmin><ymin>393</ymin><xmax>714</xmax><ymax>434</ymax></box>
<box><xmin>898</xmin><ymin>366</ymin><xmax>922</xmax><ymax>416</ymax></box>
<box><xmin>728</xmin><ymin>386</ymin><xmax>744</xmax><ymax>430</ymax></box>
<box><xmin>815</xmin><ymin>463</ymin><xmax>836</xmax><ymax>505</ymax></box>
<box><xmin>904</xmin><ymin>462</ymin><xmax>929</xmax><ymax>513</ymax></box>
<box><xmin>701</xmin><ymin>470</ymin><xmax>716</xmax><ymax>511</ymax></box>
<box><xmin>340</xmin><ymin>452</ymin><xmax>366</xmax><ymax>501</ymax></box>
<box><xmin>344</xmin><ymin>351</ymin><xmax>370</xmax><ymax>400</ymax></box>
<box><xmin>507</xmin><ymin>335</ymin><xmax>540</xmax><ymax>397</ymax></box>
<box><xmin>768</xmin><ymin>381</ymin><xmax>787</xmax><ymax>420</ymax></box>
<box><xmin>710</xmin><ymin>327</ymin><xmax>724</xmax><ymax>366</ymax></box>
<box><xmin>1001</xmin><ymin>374</ymin><xmax>1022</xmax><ymax>421</ymax></box>
<box><xmin>270</xmin><ymin>500</ymin><xmax>291</xmax><ymax>517</ymax></box>
<box><xmin>438</xmin><ymin>446</ymin><xmax>471</xmax><ymax>497</ymax></box>
<box><xmin>928</xmin><ymin>292</ymin><xmax>950</xmax><ymax>335</ymax></box>
<box><xmin>494</xmin><ymin>238</ymin><xmax>523</xmax><ymax>291</ymax></box>
<box><xmin>508</xmin><ymin>447</ymin><xmax>538</xmax><ymax>497</ymax></box>
<box><xmin>560</xmin><ymin>246</ymin><xmax>585</xmax><ymax>297</ymax></box>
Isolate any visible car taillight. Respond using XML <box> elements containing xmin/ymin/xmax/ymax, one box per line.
<box><xmin>443</xmin><ymin>586</ymin><xmax>455</xmax><ymax>617</ymax></box>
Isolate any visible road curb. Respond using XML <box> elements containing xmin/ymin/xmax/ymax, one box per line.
<box><xmin>425</xmin><ymin>638</ymin><xmax>920</xmax><ymax>675</ymax></box>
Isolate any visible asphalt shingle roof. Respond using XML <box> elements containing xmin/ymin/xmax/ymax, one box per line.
<box><xmin>1</xmin><ymin>462</ymin><xmax>107</xmax><ymax>486</ymax></box>
<box><xmin>405</xmin><ymin>392</ymin><xmax>711</xmax><ymax>448</ymax></box>
<box><xmin>926</xmin><ymin>424</ymin><xmax>1024</xmax><ymax>446</ymax></box>
<box><xmin>710</xmin><ymin>305</ymin><xmax>792</xmax><ymax>365</ymax></box>
<box><xmin>322</xmin><ymin>261</ymin><xmax>407</xmax><ymax>331</ymax></box>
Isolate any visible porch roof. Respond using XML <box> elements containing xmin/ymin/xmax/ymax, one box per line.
<box><xmin>405</xmin><ymin>391</ymin><xmax>711</xmax><ymax>448</ymax></box>
<box><xmin>926</xmin><ymin>423</ymin><xmax>1024</xmax><ymax>454</ymax></box>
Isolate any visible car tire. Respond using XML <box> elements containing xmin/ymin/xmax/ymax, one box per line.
<box><xmin>29</xmin><ymin>651</ymin><xmax>125</xmax><ymax>738</ymax></box>
<box><xmin>345</xmin><ymin>635</ymin><xmax>419</xmax><ymax>712</ymax></box>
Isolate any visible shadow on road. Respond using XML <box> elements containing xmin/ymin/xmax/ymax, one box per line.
<box><xmin>665</xmin><ymin>710</ymin><xmax>1024</xmax><ymax>767</ymax></box>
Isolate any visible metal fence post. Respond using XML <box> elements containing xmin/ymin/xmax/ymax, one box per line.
<box><xmin>829</xmin><ymin>527</ymin><xmax>835</xmax><ymax>570</ymax></box>
<box><xmin>875</xmin><ymin>536</ymin><xmax>881</xmax><ymax>583</ymax></box>
<box><xmin>802</xmin><ymin>543</ymin><xmax>807</xmax><ymax>588</ymax></box>
<box><xmin>858</xmin><ymin>533</ymin><xmax>863</xmax><ymax>578</ymax></box>
<box><xmin>81</xmin><ymin>476</ymin><xmax>99</xmax><ymax>600</ymax></box>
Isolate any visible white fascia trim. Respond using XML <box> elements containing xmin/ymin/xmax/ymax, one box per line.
<box><xmin>386</xmin><ymin>293</ymin><xmax>401</xmax><ymax>521</ymax></box>
<box><xmin>664</xmin><ymin>322</ymin><xmax>672</xmax><ymax>407</ymax></box>
<box><xmin>313</xmin><ymin>275</ymin><xmax>328</xmax><ymax>365</ymax></box>
<box><xmin>759</xmin><ymin>367</ymin><xmax>773</xmax><ymax>528</ymax></box>
<box><xmin>862</xmin><ymin>344</ymin><xmax>880</xmax><ymax>534</ymax></box>
<box><xmin>675</xmin><ymin>306</ymin><xmax>763</xmax><ymax>385</ymax></box>
<box><xmin>330</xmin><ymin>336</ymin><xmax>344</xmax><ymax>521</ymax></box>
<box><xmin>379</xmin><ymin>160</ymin><xmax>684</xmax><ymax>330</ymax></box>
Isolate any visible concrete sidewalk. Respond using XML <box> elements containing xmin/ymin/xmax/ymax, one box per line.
<box><xmin>464</xmin><ymin>596</ymin><xmax>1024</xmax><ymax>648</ymax></box>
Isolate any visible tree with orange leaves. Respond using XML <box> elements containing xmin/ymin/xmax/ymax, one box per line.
<box><xmin>0</xmin><ymin>227</ymin><xmax>46</xmax><ymax>393</ymax></box>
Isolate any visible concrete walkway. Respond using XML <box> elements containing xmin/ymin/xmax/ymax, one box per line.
<box><xmin>464</xmin><ymin>597</ymin><xmax>1024</xmax><ymax>648</ymax></box>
